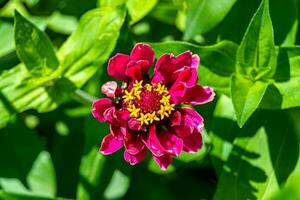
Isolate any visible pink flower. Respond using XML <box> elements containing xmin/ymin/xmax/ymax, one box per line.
<box><xmin>92</xmin><ymin>43</ymin><xmax>215</xmax><ymax>170</ymax></box>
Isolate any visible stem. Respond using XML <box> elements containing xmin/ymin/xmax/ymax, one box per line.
<box><xmin>73</xmin><ymin>89</ymin><xmax>97</xmax><ymax>104</ymax></box>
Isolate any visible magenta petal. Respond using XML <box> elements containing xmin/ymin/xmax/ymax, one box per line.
<box><xmin>110</xmin><ymin>125</ymin><xmax>125</xmax><ymax>140</ymax></box>
<box><xmin>152</xmin><ymin>154</ymin><xmax>172</xmax><ymax>170</ymax></box>
<box><xmin>130</xmin><ymin>43</ymin><xmax>155</xmax><ymax>65</ymax></box>
<box><xmin>128</xmin><ymin>118</ymin><xmax>146</xmax><ymax>131</ymax></box>
<box><xmin>170</xmin><ymin>84</ymin><xmax>215</xmax><ymax>105</ymax></box>
<box><xmin>92</xmin><ymin>98</ymin><xmax>113</xmax><ymax>122</ymax></box>
<box><xmin>173</xmin><ymin>108</ymin><xmax>204</xmax><ymax>137</ymax></box>
<box><xmin>174</xmin><ymin>51</ymin><xmax>193</xmax><ymax>69</ymax></box>
<box><xmin>125</xmin><ymin>60</ymin><xmax>150</xmax><ymax>81</ymax></box>
<box><xmin>158</xmin><ymin>131</ymin><xmax>183</xmax><ymax>156</ymax></box>
<box><xmin>170</xmin><ymin>111</ymin><xmax>181</xmax><ymax>127</ymax></box>
<box><xmin>182</xmin><ymin>131</ymin><xmax>203</xmax><ymax>153</ymax></box>
<box><xmin>182</xmin><ymin>85</ymin><xmax>215</xmax><ymax>105</ymax></box>
<box><xmin>124</xmin><ymin>130</ymin><xmax>145</xmax><ymax>155</ymax></box>
<box><xmin>101</xmin><ymin>81</ymin><xmax>121</xmax><ymax>98</ymax></box>
<box><xmin>172</xmin><ymin>67</ymin><xmax>198</xmax><ymax>88</ymax></box>
<box><xmin>191</xmin><ymin>54</ymin><xmax>200</xmax><ymax>69</ymax></box>
<box><xmin>108</xmin><ymin>53</ymin><xmax>130</xmax><ymax>82</ymax></box>
<box><xmin>142</xmin><ymin>125</ymin><xmax>165</xmax><ymax>157</ymax></box>
<box><xmin>99</xmin><ymin>134</ymin><xmax>123</xmax><ymax>155</ymax></box>
<box><xmin>124</xmin><ymin>148</ymin><xmax>147</xmax><ymax>165</ymax></box>
<box><xmin>169</xmin><ymin>82</ymin><xmax>187</xmax><ymax>104</ymax></box>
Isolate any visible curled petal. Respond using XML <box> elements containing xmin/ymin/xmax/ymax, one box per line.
<box><xmin>124</xmin><ymin>148</ymin><xmax>147</xmax><ymax>165</ymax></box>
<box><xmin>153</xmin><ymin>51</ymin><xmax>195</xmax><ymax>86</ymax></box>
<box><xmin>126</xmin><ymin>60</ymin><xmax>150</xmax><ymax>81</ymax></box>
<box><xmin>130</xmin><ymin>43</ymin><xmax>155</xmax><ymax>65</ymax></box>
<box><xmin>104</xmin><ymin>108</ymin><xmax>130</xmax><ymax>125</ymax></box>
<box><xmin>142</xmin><ymin>125</ymin><xmax>165</xmax><ymax>157</ymax></box>
<box><xmin>99</xmin><ymin>134</ymin><xmax>123</xmax><ymax>155</ymax></box>
<box><xmin>170</xmin><ymin>111</ymin><xmax>181</xmax><ymax>127</ymax></box>
<box><xmin>128</xmin><ymin>118</ymin><xmax>146</xmax><ymax>131</ymax></box>
<box><xmin>152</xmin><ymin>154</ymin><xmax>172</xmax><ymax>170</ymax></box>
<box><xmin>173</xmin><ymin>108</ymin><xmax>204</xmax><ymax>137</ymax></box>
<box><xmin>101</xmin><ymin>81</ymin><xmax>121</xmax><ymax>98</ymax></box>
<box><xmin>110</xmin><ymin>125</ymin><xmax>125</xmax><ymax>140</ymax></box>
<box><xmin>157</xmin><ymin>131</ymin><xmax>183</xmax><ymax>156</ymax></box>
<box><xmin>170</xmin><ymin>83</ymin><xmax>215</xmax><ymax>105</ymax></box>
<box><xmin>92</xmin><ymin>98</ymin><xmax>113</xmax><ymax>122</ymax></box>
<box><xmin>182</xmin><ymin>131</ymin><xmax>203</xmax><ymax>153</ymax></box>
<box><xmin>108</xmin><ymin>53</ymin><xmax>130</xmax><ymax>82</ymax></box>
<box><xmin>124</xmin><ymin>130</ymin><xmax>145</xmax><ymax>155</ymax></box>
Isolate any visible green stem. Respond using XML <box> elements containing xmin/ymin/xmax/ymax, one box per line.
<box><xmin>73</xmin><ymin>89</ymin><xmax>97</xmax><ymax>104</ymax></box>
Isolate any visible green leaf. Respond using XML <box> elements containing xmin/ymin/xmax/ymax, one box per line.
<box><xmin>46</xmin><ymin>12</ymin><xmax>78</xmax><ymax>35</ymax></box>
<box><xmin>103</xmin><ymin>170</ymin><xmax>130</xmax><ymax>199</ymax></box>
<box><xmin>57</xmin><ymin>6</ymin><xmax>126</xmax><ymax>88</ymax></box>
<box><xmin>259</xmin><ymin>47</ymin><xmax>300</xmax><ymax>109</ymax></box>
<box><xmin>27</xmin><ymin>151</ymin><xmax>56</xmax><ymax>198</ymax></box>
<box><xmin>0</xmin><ymin>120</ymin><xmax>57</xmax><ymax>198</ymax></box>
<box><xmin>14</xmin><ymin>11</ymin><xmax>59</xmax><ymax>73</ymax></box>
<box><xmin>236</xmin><ymin>0</ymin><xmax>277</xmax><ymax>80</ymax></box>
<box><xmin>0</xmin><ymin>64</ymin><xmax>76</xmax><ymax>113</ymax></box>
<box><xmin>231</xmin><ymin>74</ymin><xmax>268</xmax><ymax>127</ymax></box>
<box><xmin>0</xmin><ymin>20</ymin><xmax>14</xmax><ymax>57</ymax></box>
<box><xmin>184</xmin><ymin>0</ymin><xmax>236</xmax><ymax>40</ymax></box>
<box><xmin>214</xmin><ymin>111</ymin><xmax>299</xmax><ymax>200</ymax></box>
<box><xmin>127</xmin><ymin>0</ymin><xmax>158</xmax><ymax>24</ymax></box>
<box><xmin>209</xmin><ymin>95</ymin><xmax>238</xmax><ymax>176</ymax></box>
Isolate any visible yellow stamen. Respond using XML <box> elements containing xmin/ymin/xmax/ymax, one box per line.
<box><xmin>145</xmin><ymin>84</ymin><xmax>152</xmax><ymax>91</ymax></box>
<box><xmin>127</xmin><ymin>104</ymin><xmax>140</xmax><ymax>118</ymax></box>
<box><xmin>147</xmin><ymin>111</ymin><xmax>160</xmax><ymax>123</ymax></box>
<box><xmin>160</xmin><ymin>95</ymin><xmax>171</xmax><ymax>105</ymax></box>
<box><xmin>138</xmin><ymin>113</ymin><xmax>149</xmax><ymax>126</ymax></box>
<box><xmin>122</xmin><ymin>90</ymin><xmax>134</xmax><ymax>102</ymax></box>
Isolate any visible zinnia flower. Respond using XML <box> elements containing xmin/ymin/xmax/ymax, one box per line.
<box><xmin>92</xmin><ymin>43</ymin><xmax>214</xmax><ymax>170</ymax></box>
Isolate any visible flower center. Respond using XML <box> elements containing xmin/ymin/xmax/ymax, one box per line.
<box><xmin>122</xmin><ymin>80</ymin><xmax>175</xmax><ymax>126</ymax></box>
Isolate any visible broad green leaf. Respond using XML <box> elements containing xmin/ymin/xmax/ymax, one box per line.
<box><xmin>98</xmin><ymin>0</ymin><xmax>126</xmax><ymax>8</ymax></box>
<box><xmin>27</xmin><ymin>151</ymin><xmax>56</xmax><ymax>198</ymax></box>
<box><xmin>14</xmin><ymin>11</ymin><xmax>59</xmax><ymax>73</ymax></box>
<box><xmin>0</xmin><ymin>64</ymin><xmax>76</xmax><ymax>113</ymax></box>
<box><xmin>58</xmin><ymin>6</ymin><xmax>126</xmax><ymax>88</ymax></box>
<box><xmin>46</xmin><ymin>12</ymin><xmax>78</xmax><ymax>35</ymax></box>
<box><xmin>149</xmin><ymin>0</ymin><xmax>179</xmax><ymax>25</ymax></box>
<box><xmin>0</xmin><ymin>120</ymin><xmax>58</xmax><ymax>199</ymax></box>
<box><xmin>236</xmin><ymin>0</ymin><xmax>277</xmax><ymax>80</ymax></box>
<box><xmin>127</xmin><ymin>0</ymin><xmax>158</xmax><ymax>24</ymax></box>
<box><xmin>260</xmin><ymin>47</ymin><xmax>300</xmax><ymax>109</ymax></box>
<box><xmin>214</xmin><ymin>111</ymin><xmax>299</xmax><ymax>200</ymax></box>
<box><xmin>231</xmin><ymin>74</ymin><xmax>268</xmax><ymax>127</ymax></box>
<box><xmin>0</xmin><ymin>92</ymin><xmax>13</xmax><ymax>129</ymax></box>
<box><xmin>0</xmin><ymin>21</ymin><xmax>14</xmax><ymax>57</ymax></box>
<box><xmin>219</xmin><ymin>0</ymin><xmax>298</xmax><ymax>46</ymax></box>
<box><xmin>209</xmin><ymin>95</ymin><xmax>238</xmax><ymax>175</ymax></box>
<box><xmin>184</xmin><ymin>0</ymin><xmax>236</xmax><ymax>40</ymax></box>
<box><xmin>103</xmin><ymin>170</ymin><xmax>130</xmax><ymax>199</ymax></box>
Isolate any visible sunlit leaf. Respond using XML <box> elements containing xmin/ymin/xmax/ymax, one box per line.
<box><xmin>58</xmin><ymin>6</ymin><xmax>126</xmax><ymax>87</ymax></box>
<box><xmin>231</xmin><ymin>74</ymin><xmax>268</xmax><ymax>127</ymax></box>
<box><xmin>236</xmin><ymin>0</ymin><xmax>277</xmax><ymax>80</ymax></box>
<box><xmin>184</xmin><ymin>0</ymin><xmax>236</xmax><ymax>40</ymax></box>
<box><xmin>14</xmin><ymin>11</ymin><xmax>59</xmax><ymax>73</ymax></box>
<box><xmin>127</xmin><ymin>0</ymin><xmax>158</xmax><ymax>24</ymax></box>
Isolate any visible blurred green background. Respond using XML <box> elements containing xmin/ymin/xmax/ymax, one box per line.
<box><xmin>1</xmin><ymin>0</ymin><xmax>300</xmax><ymax>199</ymax></box>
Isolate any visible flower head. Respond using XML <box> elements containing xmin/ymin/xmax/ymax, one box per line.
<box><xmin>92</xmin><ymin>43</ymin><xmax>215</xmax><ymax>170</ymax></box>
